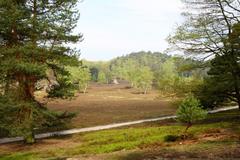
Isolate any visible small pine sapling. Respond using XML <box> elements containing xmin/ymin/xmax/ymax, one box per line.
<box><xmin>177</xmin><ymin>95</ymin><xmax>207</xmax><ymax>138</ymax></box>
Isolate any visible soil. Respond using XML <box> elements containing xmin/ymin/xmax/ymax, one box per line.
<box><xmin>44</xmin><ymin>83</ymin><xmax>177</xmax><ymax>128</ymax></box>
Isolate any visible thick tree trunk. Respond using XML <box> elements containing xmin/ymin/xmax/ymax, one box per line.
<box><xmin>24</xmin><ymin>123</ymin><xmax>35</xmax><ymax>144</ymax></box>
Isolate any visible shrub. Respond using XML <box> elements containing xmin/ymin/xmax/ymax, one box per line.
<box><xmin>164</xmin><ymin>135</ymin><xmax>179</xmax><ymax>142</ymax></box>
<box><xmin>177</xmin><ymin>95</ymin><xmax>207</xmax><ymax>138</ymax></box>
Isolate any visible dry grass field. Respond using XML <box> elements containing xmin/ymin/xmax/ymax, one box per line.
<box><xmin>44</xmin><ymin>82</ymin><xmax>177</xmax><ymax>128</ymax></box>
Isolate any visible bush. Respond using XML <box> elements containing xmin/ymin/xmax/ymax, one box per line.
<box><xmin>164</xmin><ymin>135</ymin><xmax>179</xmax><ymax>142</ymax></box>
<box><xmin>177</xmin><ymin>95</ymin><xmax>207</xmax><ymax>138</ymax></box>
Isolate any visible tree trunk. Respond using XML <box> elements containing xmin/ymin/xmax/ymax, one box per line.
<box><xmin>17</xmin><ymin>75</ymin><xmax>36</xmax><ymax>144</ymax></box>
<box><xmin>233</xmin><ymin>74</ymin><xmax>240</xmax><ymax>109</ymax></box>
<box><xmin>236</xmin><ymin>94</ymin><xmax>240</xmax><ymax>110</ymax></box>
<box><xmin>113</xmin><ymin>78</ymin><xmax>119</xmax><ymax>85</ymax></box>
<box><xmin>24</xmin><ymin>128</ymin><xmax>35</xmax><ymax>144</ymax></box>
<box><xmin>83</xmin><ymin>84</ymin><xmax>88</xmax><ymax>94</ymax></box>
<box><xmin>144</xmin><ymin>87</ymin><xmax>147</xmax><ymax>94</ymax></box>
<box><xmin>4</xmin><ymin>80</ymin><xmax>10</xmax><ymax>96</ymax></box>
<box><xmin>232</xmin><ymin>70</ymin><xmax>240</xmax><ymax>110</ymax></box>
<box><xmin>183</xmin><ymin>123</ymin><xmax>192</xmax><ymax>139</ymax></box>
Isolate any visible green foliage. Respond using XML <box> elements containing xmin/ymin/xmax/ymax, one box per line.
<box><xmin>195</xmin><ymin>78</ymin><xmax>228</xmax><ymax>109</ymax></box>
<box><xmin>84</xmin><ymin>60</ymin><xmax>112</xmax><ymax>83</ymax></box>
<box><xmin>89</xmin><ymin>67</ymin><xmax>99</xmax><ymax>82</ymax></box>
<box><xmin>0</xmin><ymin>95</ymin><xmax>75</xmax><ymax>138</ymax></box>
<box><xmin>67</xmin><ymin>66</ymin><xmax>91</xmax><ymax>93</ymax></box>
<box><xmin>85</xmin><ymin>52</ymin><xmax>205</xmax><ymax>96</ymax></box>
<box><xmin>156</xmin><ymin>58</ymin><xmax>204</xmax><ymax>95</ymax></box>
<box><xmin>47</xmin><ymin>74</ymin><xmax>76</xmax><ymax>98</ymax></box>
<box><xmin>157</xmin><ymin>59</ymin><xmax>179</xmax><ymax>92</ymax></box>
<box><xmin>0</xmin><ymin>0</ymin><xmax>81</xmax><ymax>142</ymax></box>
<box><xmin>110</xmin><ymin>52</ymin><xmax>170</xmax><ymax>81</ymax></box>
<box><xmin>1</xmin><ymin>120</ymin><xmax>236</xmax><ymax>159</ymax></box>
<box><xmin>97</xmin><ymin>71</ymin><xmax>108</xmax><ymax>84</ymax></box>
<box><xmin>177</xmin><ymin>95</ymin><xmax>207</xmax><ymax>125</ymax></box>
<box><xmin>195</xmin><ymin>24</ymin><xmax>240</xmax><ymax>108</ymax></box>
<box><xmin>0</xmin><ymin>153</ymin><xmax>40</xmax><ymax>160</ymax></box>
<box><xmin>133</xmin><ymin>67</ymin><xmax>154</xmax><ymax>94</ymax></box>
<box><xmin>164</xmin><ymin>135</ymin><xmax>179</xmax><ymax>142</ymax></box>
<box><xmin>168</xmin><ymin>0</ymin><xmax>240</xmax><ymax>108</ymax></box>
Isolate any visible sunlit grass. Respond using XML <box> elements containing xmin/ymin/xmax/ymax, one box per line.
<box><xmin>0</xmin><ymin>153</ymin><xmax>40</xmax><ymax>160</ymax></box>
<box><xmin>1</xmin><ymin>110</ymin><xmax>239</xmax><ymax>160</ymax></box>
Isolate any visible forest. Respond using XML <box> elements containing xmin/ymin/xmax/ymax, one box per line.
<box><xmin>0</xmin><ymin>0</ymin><xmax>239</xmax><ymax>160</ymax></box>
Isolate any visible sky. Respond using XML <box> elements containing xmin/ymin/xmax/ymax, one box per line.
<box><xmin>75</xmin><ymin>0</ymin><xmax>184</xmax><ymax>61</ymax></box>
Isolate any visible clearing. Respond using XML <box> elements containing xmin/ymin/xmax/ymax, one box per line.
<box><xmin>43</xmin><ymin>83</ymin><xmax>177</xmax><ymax>128</ymax></box>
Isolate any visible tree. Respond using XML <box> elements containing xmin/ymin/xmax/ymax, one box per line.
<box><xmin>134</xmin><ymin>67</ymin><xmax>154</xmax><ymax>94</ymax></box>
<box><xmin>109</xmin><ymin>51</ymin><xmax>170</xmax><ymax>85</ymax></box>
<box><xmin>157</xmin><ymin>59</ymin><xmax>179</xmax><ymax>92</ymax></box>
<box><xmin>98</xmin><ymin>71</ymin><xmax>107</xmax><ymax>84</ymax></box>
<box><xmin>177</xmin><ymin>95</ymin><xmax>207</xmax><ymax>138</ymax></box>
<box><xmin>0</xmin><ymin>0</ymin><xmax>81</xmax><ymax>143</ymax></box>
<box><xmin>84</xmin><ymin>61</ymin><xmax>113</xmax><ymax>83</ymax></box>
<box><xmin>67</xmin><ymin>66</ymin><xmax>91</xmax><ymax>94</ymax></box>
<box><xmin>168</xmin><ymin>0</ymin><xmax>240</xmax><ymax>108</ymax></box>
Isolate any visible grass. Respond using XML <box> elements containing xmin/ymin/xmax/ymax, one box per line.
<box><xmin>1</xmin><ymin>110</ymin><xmax>239</xmax><ymax>160</ymax></box>
<box><xmin>0</xmin><ymin>153</ymin><xmax>40</xmax><ymax>160</ymax></box>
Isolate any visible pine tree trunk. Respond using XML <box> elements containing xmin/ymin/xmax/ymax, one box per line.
<box><xmin>18</xmin><ymin>75</ymin><xmax>36</xmax><ymax>144</ymax></box>
<box><xmin>183</xmin><ymin>123</ymin><xmax>192</xmax><ymax>139</ymax></box>
<box><xmin>4</xmin><ymin>80</ymin><xmax>10</xmax><ymax>96</ymax></box>
<box><xmin>233</xmin><ymin>74</ymin><xmax>240</xmax><ymax>110</ymax></box>
<box><xmin>236</xmin><ymin>94</ymin><xmax>240</xmax><ymax>110</ymax></box>
<box><xmin>233</xmin><ymin>76</ymin><xmax>240</xmax><ymax>110</ymax></box>
<box><xmin>24</xmin><ymin>129</ymin><xmax>35</xmax><ymax>144</ymax></box>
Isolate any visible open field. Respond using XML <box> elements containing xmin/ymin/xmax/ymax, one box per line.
<box><xmin>44</xmin><ymin>83</ymin><xmax>177</xmax><ymax>128</ymax></box>
<box><xmin>3</xmin><ymin>83</ymin><xmax>239</xmax><ymax>160</ymax></box>
<box><xmin>0</xmin><ymin>110</ymin><xmax>239</xmax><ymax>160</ymax></box>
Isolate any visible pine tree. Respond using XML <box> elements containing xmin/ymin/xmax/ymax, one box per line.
<box><xmin>177</xmin><ymin>95</ymin><xmax>207</xmax><ymax>138</ymax></box>
<box><xmin>168</xmin><ymin>0</ymin><xmax>240</xmax><ymax>108</ymax></box>
<box><xmin>198</xmin><ymin>23</ymin><xmax>240</xmax><ymax>108</ymax></box>
<box><xmin>0</xmin><ymin>0</ymin><xmax>82</xmax><ymax>143</ymax></box>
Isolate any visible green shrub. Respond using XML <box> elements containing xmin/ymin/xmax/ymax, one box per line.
<box><xmin>177</xmin><ymin>95</ymin><xmax>207</xmax><ymax>138</ymax></box>
<box><xmin>164</xmin><ymin>135</ymin><xmax>179</xmax><ymax>142</ymax></box>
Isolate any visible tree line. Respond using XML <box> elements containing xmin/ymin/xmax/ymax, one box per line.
<box><xmin>82</xmin><ymin>51</ymin><xmax>206</xmax><ymax>95</ymax></box>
